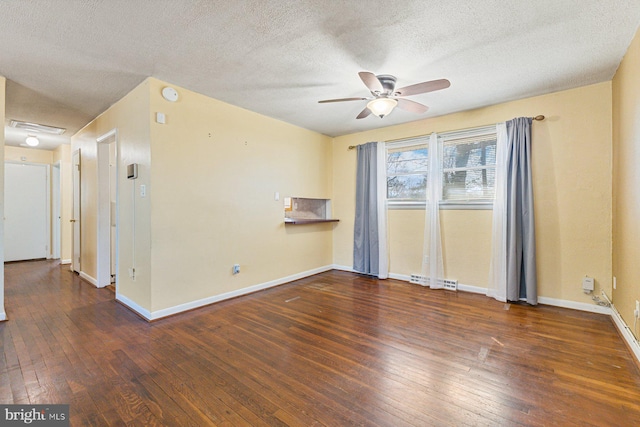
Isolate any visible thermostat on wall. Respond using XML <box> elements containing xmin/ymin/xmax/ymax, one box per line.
<box><xmin>127</xmin><ymin>163</ymin><xmax>138</xmax><ymax>180</ymax></box>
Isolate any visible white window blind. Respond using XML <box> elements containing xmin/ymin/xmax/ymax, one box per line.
<box><xmin>442</xmin><ymin>127</ymin><xmax>497</xmax><ymax>203</ymax></box>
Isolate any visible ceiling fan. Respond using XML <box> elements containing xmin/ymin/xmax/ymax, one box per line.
<box><xmin>319</xmin><ymin>71</ymin><xmax>450</xmax><ymax>119</ymax></box>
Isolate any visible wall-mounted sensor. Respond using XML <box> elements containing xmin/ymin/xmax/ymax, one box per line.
<box><xmin>162</xmin><ymin>87</ymin><xmax>179</xmax><ymax>102</ymax></box>
<box><xmin>582</xmin><ymin>276</ymin><xmax>594</xmax><ymax>294</ymax></box>
<box><xmin>127</xmin><ymin>163</ymin><xmax>138</xmax><ymax>180</ymax></box>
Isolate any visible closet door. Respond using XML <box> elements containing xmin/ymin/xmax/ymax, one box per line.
<box><xmin>5</xmin><ymin>162</ymin><xmax>48</xmax><ymax>262</ymax></box>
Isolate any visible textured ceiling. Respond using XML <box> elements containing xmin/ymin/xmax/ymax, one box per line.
<box><xmin>1</xmin><ymin>0</ymin><xmax>639</xmax><ymax>149</ymax></box>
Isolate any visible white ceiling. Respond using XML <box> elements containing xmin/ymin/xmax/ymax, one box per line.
<box><xmin>1</xmin><ymin>0</ymin><xmax>639</xmax><ymax>149</ymax></box>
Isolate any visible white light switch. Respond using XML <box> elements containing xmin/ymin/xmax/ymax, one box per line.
<box><xmin>274</xmin><ymin>192</ymin><xmax>280</xmax><ymax>201</ymax></box>
<box><xmin>156</xmin><ymin>112</ymin><xmax>166</xmax><ymax>124</ymax></box>
<box><xmin>140</xmin><ymin>184</ymin><xmax>146</xmax><ymax>197</ymax></box>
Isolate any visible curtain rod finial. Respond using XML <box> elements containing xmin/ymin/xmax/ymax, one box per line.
<box><xmin>533</xmin><ymin>115</ymin><xmax>545</xmax><ymax>121</ymax></box>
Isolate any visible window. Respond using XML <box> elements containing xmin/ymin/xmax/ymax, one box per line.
<box><xmin>386</xmin><ymin>126</ymin><xmax>497</xmax><ymax>209</ymax></box>
<box><xmin>441</xmin><ymin>127</ymin><xmax>497</xmax><ymax>204</ymax></box>
<box><xmin>386</xmin><ymin>138</ymin><xmax>429</xmax><ymax>205</ymax></box>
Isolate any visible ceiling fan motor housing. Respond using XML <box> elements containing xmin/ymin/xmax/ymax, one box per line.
<box><xmin>375</xmin><ymin>74</ymin><xmax>397</xmax><ymax>96</ymax></box>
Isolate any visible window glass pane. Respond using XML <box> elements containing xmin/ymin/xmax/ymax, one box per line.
<box><xmin>443</xmin><ymin>167</ymin><xmax>495</xmax><ymax>200</ymax></box>
<box><xmin>387</xmin><ymin>174</ymin><xmax>427</xmax><ymax>199</ymax></box>
<box><xmin>443</xmin><ymin>140</ymin><xmax>496</xmax><ymax>170</ymax></box>
<box><xmin>387</xmin><ymin>148</ymin><xmax>428</xmax><ymax>175</ymax></box>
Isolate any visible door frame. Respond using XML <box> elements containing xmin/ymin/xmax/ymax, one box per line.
<box><xmin>97</xmin><ymin>129</ymin><xmax>119</xmax><ymax>288</ymax></box>
<box><xmin>52</xmin><ymin>161</ymin><xmax>61</xmax><ymax>260</ymax></box>
<box><xmin>72</xmin><ymin>150</ymin><xmax>81</xmax><ymax>273</ymax></box>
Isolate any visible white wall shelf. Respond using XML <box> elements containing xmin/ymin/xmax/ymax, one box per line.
<box><xmin>284</xmin><ymin>197</ymin><xmax>338</xmax><ymax>225</ymax></box>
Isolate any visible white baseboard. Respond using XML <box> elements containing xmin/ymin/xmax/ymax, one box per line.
<box><xmin>332</xmin><ymin>264</ymin><xmax>355</xmax><ymax>273</ymax></box>
<box><xmin>608</xmin><ymin>302</ymin><xmax>640</xmax><ymax>364</ymax></box>
<box><xmin>116</xmin><ymin>293</ymin><xmax>151</xmax><ymax>321</ymax></box>
<box><xmin>60</xmin><ymin>259</ymin><xmax>71</xmax><ymax>265</ymax></box>
<box><xmin>147</xmin><ymin>265</ymin><xmax>334</xmax><ymax>321</ymax></box>
<box><xmin>0</xmin><ymin>311</ymin><xmax>6</xmax><ymax>321</ymax></box>
<box><xmin>537</xmin><ymin>296</ymin><xmax>611</xmax><ymax>315</ymax></box>
<box><xmin>348</xmin><ymin>267</ymin><xmax>612</xmax><ymax>314</ymax></box>
<box><xmin>458</xmin><ymin>284</ymin><xmax>488</xmax><ymax>294</ymax></box>
<box><xmin>79</xmin><ymin>271</ymin><xmax>98</xmax><ymax>287</ymax></box>
<box><xmin>388</xmin><ymin>272</ymin><xmax>410</xmax><ymax>281</ymax></box>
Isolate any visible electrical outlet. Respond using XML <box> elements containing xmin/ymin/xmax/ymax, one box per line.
<box><xmin>232</xmin><ymin>264</ymin><xmax>240</xmax><ymax>275</ymax></box>
<box><xmin>635</xmin><ymin>300</ymin><xmax>640</xmax><ymax>319</ymax></box>
<box><xmin>613</xmin><ymin>276</ymin><xmax>617</xmax><ymax>290</ymax></box>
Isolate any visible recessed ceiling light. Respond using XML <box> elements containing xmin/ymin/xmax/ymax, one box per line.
<box><xmin>25</xmin><ymin>136</ymin><xmax>40</xmax><ymax>147</ymax></box>
<box><xmin>9</xmin><ymin>120</ymin><xmax>66</xmax><ymax>135</ymax></box>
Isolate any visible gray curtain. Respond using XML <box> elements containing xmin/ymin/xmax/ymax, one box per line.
<box><xmin>353</xmin><ymin>142</ymin><xmax>380</xmax><ymax>276</ymax></box>
<box><xmin>505</xmin><ymin>117</ymin><xmax>537</xmax><ymax>304</ymax></box>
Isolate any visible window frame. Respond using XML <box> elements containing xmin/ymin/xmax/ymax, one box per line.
<box><xmin>385</xmin><ymin>137</ymin><xmax>430</xmax><ymax>208</ymax></box>
<box><xmin>386</xmin><ymin>125</ymin><xmax>497</xmax><ymax>210</ymax></box>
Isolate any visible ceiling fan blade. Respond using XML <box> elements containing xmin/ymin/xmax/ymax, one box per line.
<box><xmin>318</xmin><ymin>97</ymin><xmax>368</xmax><ymax>103</ymax></box>
<box><xmin>356</xmin><ymin>107</ymin><xmax>372</xmax><ymax>119</ymax></box>
<box><xmin>396</xmin><ymin>98</ymin><xmax>429</xmax><ymax>114</ymax></box>
<box><xmin>358</xmin><ymin>71</ymin><xmax>384</xmax><ymax>93</ymax></box>
<box><xmin>395</xmin><ymin>79</ymin><xmax>451</xmax><ymax>97</ymax></box>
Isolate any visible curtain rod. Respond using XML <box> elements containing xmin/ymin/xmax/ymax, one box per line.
<box><xmin>347</xmin><ymin>115</ymin><xmax>545</xmax><ymax>150</ymax></box>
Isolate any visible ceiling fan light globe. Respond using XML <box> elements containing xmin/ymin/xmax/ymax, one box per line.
<box><xmin>367</xmin><ymin>98</ymin><xmax>397</xmax><ymax>118</ymax></box>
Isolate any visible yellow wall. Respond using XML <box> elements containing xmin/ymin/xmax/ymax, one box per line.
<box><xmin>72</xmin><ymin>78</ymin><xmax>333</xmax><ymax>315</ymax></box>
<box><xmin>0</xmin><ymin>76</ymin><xmax>5</xmax><ymax>320</ymax></box>
<box><xmin>333</xmin><ymin>82</ymin><xmax>613</xmax><ymax>305</ymax></box>
<box><xmin>147</xmin><ymin>78</ymin><xmax>333</xmax><ymax>312</ymax></box>
<box><xmin>5</xmin><ymin>145</ymin><xmax>53</xmax><ymax>164</ymax></box>
<box><xmin>72</xmin><ymin>80</ymin><xmax>152</xmax><ymax>310</ymax></box>
<box><xmin>612</xmin><ymin>28</ymin><xmax>640</xmax><ymax>337</ymax></box>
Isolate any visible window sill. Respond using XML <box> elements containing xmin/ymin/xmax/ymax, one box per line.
<box><xmin>284</xmin><ymin>218</ymin><xmax>340</xmax><ymax>224</ymax></box>
<box><xmin>439</xmin><ymin>202</ymin><xmax>493</xmax><ymax>210</ymax></box>
<box><xmin>387</xmin><ymin>201</ymin><xmax>493</xmax><ymax>210</ymax></box>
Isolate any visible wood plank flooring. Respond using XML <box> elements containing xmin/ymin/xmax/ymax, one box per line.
<box><xmin>1</xmin><ymin>260</ymin><xmax>640</xmax><ymax>426</ymax></box>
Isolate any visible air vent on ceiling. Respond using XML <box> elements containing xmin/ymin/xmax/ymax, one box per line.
<box><xmin>9</xmin><ymin>120</ymin><xmax>66</xmax><ymax>135</ymax></box>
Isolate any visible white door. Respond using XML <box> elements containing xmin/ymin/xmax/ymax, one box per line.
<box><xmin>5</xmin><ymin>163</ymin><xmax>48</xmax><ymax>262</ymax></box>
<box><xmin>72</xmin><ymin>150</ymin><xmax>81</xmax><ymax>273</ymax></box>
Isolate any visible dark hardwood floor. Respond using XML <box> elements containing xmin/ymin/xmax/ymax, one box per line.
<box><xmin>1</xmin><ymin>260</ymin><xmax>639</xmax><ymax>426</ymax></box>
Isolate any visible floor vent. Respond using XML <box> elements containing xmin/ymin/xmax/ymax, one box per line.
<box><xmin>410</xmin><ymin>274</ymin><xmax>458</xmax><ymax>291</ymax></box>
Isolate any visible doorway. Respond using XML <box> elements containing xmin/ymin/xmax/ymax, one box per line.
<box><xmin>5</xmin><ymin>162</ymin><xmax>50</xmax><ymax>262</ymax></box>
<box><xmin>97</xmin><ymin>129</ymin><xmax>118</xmax><ymax>288</ymax></box>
